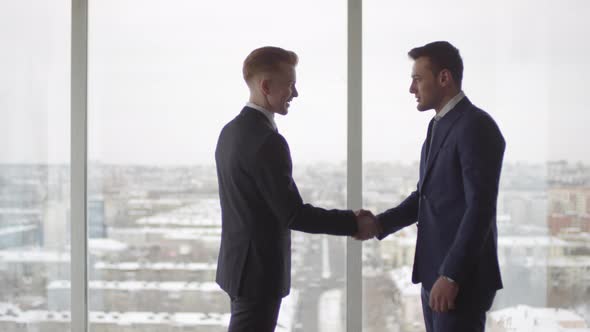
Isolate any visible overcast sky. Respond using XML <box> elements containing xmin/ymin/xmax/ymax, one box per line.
<box><xmin>1</xmin><ymin>0</ymin><xmax>589</xmax><ymax>165</ymax></box>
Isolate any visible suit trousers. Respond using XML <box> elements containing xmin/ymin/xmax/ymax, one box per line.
<box><xmin>228</xmin><ymin>295</ymin><xmax>282</xmax><ymax>332</ymax></box>
<box><xmin>421</xmin><ymin>286</ymin><xmax>489</xmax><ymax>332</ymax></box>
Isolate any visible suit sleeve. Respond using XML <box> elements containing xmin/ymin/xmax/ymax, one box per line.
<box><xmin>438</xmin><ymin>114</ymin><xmax>505</xmax><ymax>283</ymax></box>
<box><xmin>253</xmin><ymin>133</ymin><xmax>358</xmax><ymax>236</ymax></box>
<box><xmin>376</xmin><ymin>188</ymin><xmax>420</xmax><ymax>240</ymax></box>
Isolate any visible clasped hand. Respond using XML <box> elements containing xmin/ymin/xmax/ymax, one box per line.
<box><xmin>353</xmin><ymin>209</ymin><xmax>380</xmax><ymax>240</ymax></box>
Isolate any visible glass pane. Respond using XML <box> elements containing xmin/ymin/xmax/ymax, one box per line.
<box><xmin>0</xmin><ymin>1</ymin><xmax>72</xmax><ymax>331</ymax></box>
<box><xmin>88</xmin><ymin>1</ymin><xmax>346</xmax><ymax>331</ymax></box>
<box><xmin>363</xmin><ymin>0</ymin><xmax>590</xmax><ymax>330</ymax></box>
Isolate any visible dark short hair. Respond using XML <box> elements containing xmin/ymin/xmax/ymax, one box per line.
<box><xmin>408</xmin><ymin>41</ymin><xmax>463</xmax><ymax>87</ymax></box>
<box><xmin>243</xmin><ymin>46</ymin><xmax>298</xmax><ymax>83</ymax></box>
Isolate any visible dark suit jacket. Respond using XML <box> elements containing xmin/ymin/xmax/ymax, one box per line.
<box><xmin>377</xmin><ymin>97</ymin><xmax>505</xmax><ymax>311</ymax></box>
<box><xmin>215</xmin><ymin>107</ymin><xmax>358</xmax><ymax>299</ymax></box>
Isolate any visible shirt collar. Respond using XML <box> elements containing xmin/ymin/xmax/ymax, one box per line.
<box><xmin>436</xmin><ymin>91</ymin><xmax>465</xmax><ymax>120</ymax></box>
<box><xmin>246</xmin><ymin>102</ymin><xmax>277</xmax><ymax>131</ymax></box>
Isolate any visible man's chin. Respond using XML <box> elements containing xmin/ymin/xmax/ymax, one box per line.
<box><xmin>417</xmin><ymin>104</ymin><xmax>431</xmax><ymax>112</ymax></box>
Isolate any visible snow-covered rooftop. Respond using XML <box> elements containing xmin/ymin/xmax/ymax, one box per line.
<box><xmin>94</xmin><ymin>261</ymin><xmax>216</xmax><ymax>271</ymax></box>
<box><xmin>0</xmin><ymin>250</ymin><xmax>69</xmax><ymax>263</ymax></box>
<box><xmin>548</xmin><ymin>256</ymin><xmax>590</xmax><ymax>267</ymax></box>
<box><xmin>498</xmin><ymin>236</ymin><xmax>570</xmax><ymax>247</ymax></box>
<box><xmin>0</xmin><ymin>208</ymin><xmax>41</xmax><ymax>215</ymax></box>
<box><xmin>88</xmin><ymin>238</ymin><xmax>128</xmax><ymax>252</ymax></box>
<box><xmin>0</xmin><ymin>289</ymin><xmax>297</xmax><ymax>330</ymax></box>
<box><xmin>0</xmin><ymin>224</ymin><xmax>37</xmax><ymax>236</ymax></box>
<box><xmin>0</xmin><ymin>307</ymin><xmax>229</xmax><ymax>326</ymax></box>
<box><xmin>47</xmin><ymin>280</ymin><xmax>222</xmax><ymax>292</ymax></box>
<box><xmin>0</xmin><ymin>239</ymin><xmax>128</xmax><ymax>263</ymax></box>
<box><xmin>488</xmin><ymin>305</ymin><xmax>589</xmax><ymax>332</ymax></box>
<box><xmin>110</xmin><ymin>227</ymin><xmax>220</xmax><ymax>236</ymax></box>
<box><xmin>134</xmin><ymin>200</ymin><xmax>221</xmax><ymax>227</ymax></box>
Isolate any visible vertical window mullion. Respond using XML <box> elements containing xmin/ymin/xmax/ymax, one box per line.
<box><xmin>71</xmin><ymin>0</ymin><xmax>89</xmax><ymax>331</ymax></box>
<box><xmin>347</xmin><ymin>0</ymin><xmax>363</xmax><ymax>331</ymax></box>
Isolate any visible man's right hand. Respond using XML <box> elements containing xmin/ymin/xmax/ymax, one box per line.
<box><xmin>353</xmin><ymin>209</ymin><xmax>379</xmax><ymax>240</ymax></box>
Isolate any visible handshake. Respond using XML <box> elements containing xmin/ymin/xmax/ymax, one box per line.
<box><xmin>353</xmin><ymin>209</ymin><xmax>381</xmax><ymax>240</ymax></box>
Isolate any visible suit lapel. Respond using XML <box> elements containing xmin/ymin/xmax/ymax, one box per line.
<box><xmin>418</xmin><ymin>120</ymin><xmax>433</xmax><ymax>190</ymax></box>
<box><xmin>419</xmin><ymin>98</ymin><xmax>470</xmax><ymax>192</ymax></box>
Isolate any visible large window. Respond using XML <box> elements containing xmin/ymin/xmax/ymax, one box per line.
<box><xmin>362</xmin><ymin>0</ymin><xmax>590</xmax><ymax>331</ymax></box>
<box><xmin>0</xmin><ymin>1</ymin><xmax>72</xmax><ymax>331</ymax></box>
<box><xmin>86</xmin><ymin>1</ymin><xmax>347</xmax><ymax>331</ymax></box>
<box><xmin>1</xmin><ymin>1</ymin><xmax>589</xmax><ymax>331</ymax></box>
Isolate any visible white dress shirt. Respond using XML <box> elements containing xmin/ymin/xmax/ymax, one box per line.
<box><xmin>435</xmin><ymin>90</ymin><xmax>465</xmax><ymax>121</ymax></box>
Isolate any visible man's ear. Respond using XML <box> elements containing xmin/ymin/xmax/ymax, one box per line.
<box><xmin>260</xmin><ymin>77</ymin><xmax>271</xmax><ymax>96</ymax></box>
<box><xmin>438</xmin><ymin>69</ymin><xmax>452</xmax><ymax>87</ymax></box>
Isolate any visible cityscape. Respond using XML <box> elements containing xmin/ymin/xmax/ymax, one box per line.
<box><xmin>0</xmin><ymin>160</ymin><xmax>589</xmax><ymax>331</ymax></box>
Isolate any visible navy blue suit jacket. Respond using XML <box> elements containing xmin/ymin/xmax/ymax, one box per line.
<box><xmin>377</xmin><ymin>97</ymin><xmax>505</xmax><ymax>310</ymax></box>
<box><xmin>215</xmin><ymin>107</ymin><xmax>358</xmax><ymax>299</ymax></box>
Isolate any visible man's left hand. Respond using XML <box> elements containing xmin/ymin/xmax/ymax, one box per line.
<box><xmin>429</xmin><ymin>276</ymin><xmax>459</xmax><ymax>313</ymax></box>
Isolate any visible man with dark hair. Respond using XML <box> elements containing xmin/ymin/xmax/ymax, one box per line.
<box><xmin>215</xmin><ymin>46</ymin><xmax>378</xmax><ymax>331</ymax></box>
<box><xmin>375</xmin><ymin>41</ymin><xmax>505</xmax><ymax>331</ymax></box>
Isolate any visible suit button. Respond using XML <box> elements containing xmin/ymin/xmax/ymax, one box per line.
<box><xmin>422</xmin><ymin>194</ymin><xmax>427</xmax><ymax>200</ymax></box>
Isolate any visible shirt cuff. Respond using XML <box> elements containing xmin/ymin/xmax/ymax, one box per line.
<box><xmin>441</xmin><ymin>275</ymin><xmax>457</xmax><ymax>284</ymax></box>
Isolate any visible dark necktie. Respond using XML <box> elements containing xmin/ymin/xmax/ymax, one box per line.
<box><xmin>426</xmin><ymin>116</ymin><xmax>440</xmax><ymax>163</ymax></box>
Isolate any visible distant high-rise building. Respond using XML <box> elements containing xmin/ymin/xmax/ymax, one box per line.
<box><xmin>547</xmin><ymin>161</ymin><xmax>590</xmax><ymax>235</ymax></box>
<box><xmin>88</xmin><ymin>197</ymin><xmax>107</xmax><ymax>238</ymax></box>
